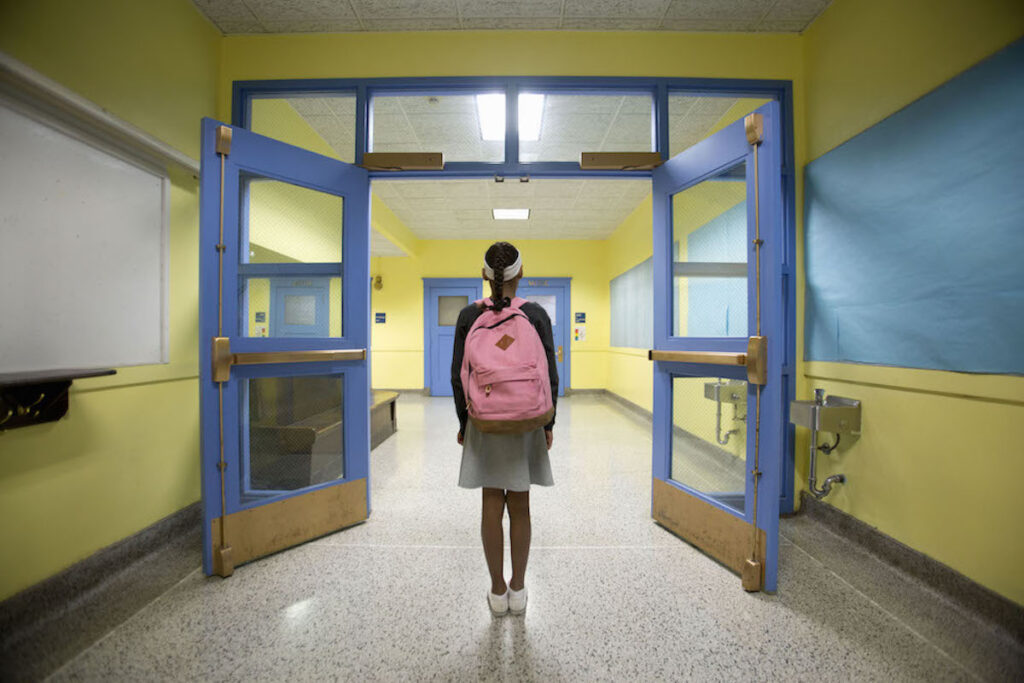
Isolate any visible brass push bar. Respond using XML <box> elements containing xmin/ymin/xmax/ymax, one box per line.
<box><xmin>648</xmin><ymin>336</ymin><xmax>766</xmax><ymax>386</ymax></box>
<box><xmin>212</xmin><ymin>337</ymin><xmax>366</xmax><ymax>382</ymax></box>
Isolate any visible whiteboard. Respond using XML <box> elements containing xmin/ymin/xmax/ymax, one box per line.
<box><xmin>0</xmin><ymin>102</ymin><xmax>169</xmax><ymax>373</ymax></box>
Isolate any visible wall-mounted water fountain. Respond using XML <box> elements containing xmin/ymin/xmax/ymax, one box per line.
<box><xmin>790</xmin><ymin>389</ymin><xmax>861</xmax><ymax>498</ymax></box>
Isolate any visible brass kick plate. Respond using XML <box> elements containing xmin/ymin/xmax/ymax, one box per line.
<box><xmin>362</xmin><ymin>152</ymin><xmax>443</xmax><ymax>171</ymax></box>
<box><xmin>580</xmin><ymin>152</ymin><xmax>663</xmax><ymax>170</ymax></box>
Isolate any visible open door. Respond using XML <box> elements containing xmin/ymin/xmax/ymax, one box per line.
<box><xmin>650</xmin><ymin>102</ymin><xmax>785</xmax><ymax>592</ymax></box>
<box><xmin>198</xmin><ymin>119</ymin><xmax>371</xmax><ymax>577</ymax></box>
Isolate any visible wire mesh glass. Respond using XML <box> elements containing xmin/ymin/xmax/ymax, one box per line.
<box><xmin>371</xmin><ymin>93</ymin><xmax>504</xmax><ymax>163</ymax></box>
<box><xmin>672</xmin><ymin>160</ymin><xmax>748</xmax><ymax>338</ymax></box>
<box><xmin>519</xmin><ymin>93</ymin><xmax>654</xmax><ymax>163</ymax></box>
<box><xmin>242</xmin><ymin>176</ymin><xmax>343</xmax><ymax>264</ymax></box>
<box><xmin>670</xmin><ymin>376</ymin><xmax>747</xmax><ymax>512</ymax></box>
<box><xmin>437</xmin><ymin>295</ymin><xmax>468</xmax><ymax>326</ymax></box>
<box><xmin>250</xmin><ymin>95</ymin><xmax>356</xmax><ymax>163</ymax></box>
<box><xmin>242</xmin><ymin>375</ymin><xmax>345</xmax><ymax>502</ymax></box>
<box><xmin>668</xmin><ymin>95</ymin><xmax>771</xmax><ymax>158</ymax></box>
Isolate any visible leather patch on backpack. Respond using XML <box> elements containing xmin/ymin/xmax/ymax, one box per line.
<box><xmin>495</xmin><ymin>334</ymin><xmax>515</xmax><ymax>350</ymax></box>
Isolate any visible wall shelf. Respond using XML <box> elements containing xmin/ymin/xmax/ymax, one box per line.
<box><xmin>0</xmin><ymin>369</ymin><xmax>116</xmax><ymax>432</ymax></box>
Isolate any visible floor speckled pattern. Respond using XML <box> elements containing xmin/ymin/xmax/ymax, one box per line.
<box><xmin>50</xmin><ymin>394</ymin><xmax>1022</xmax><ymax>682</ymax></box>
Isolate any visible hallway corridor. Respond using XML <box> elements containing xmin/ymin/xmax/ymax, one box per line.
<box><xmin>48</xmin><ymin>395</ymin><xmax>1022</xmax><ymax>681</ymax></box>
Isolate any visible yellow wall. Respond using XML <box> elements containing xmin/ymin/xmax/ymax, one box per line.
<box><xmin>0</xmin><ymin>0</ymin><xmax>220</xmax><ymax>599</ymax></box>
<box><xmin>799</xmin><ymin>0</ymin><xmax>1024</xmax><ymax>605</ymax></box>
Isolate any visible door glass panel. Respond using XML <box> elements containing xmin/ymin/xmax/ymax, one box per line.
<box><xmin>668</xmin><ymin>94</ymin><xmax>771</xmax><ymax>158</ymax></box>
<box><xmin>519</xmin><ymin>93</ymin><xmax>654</xmax><ymax>162</ymax></box>
<box><xmin>672</xmin><ymin>160</ymin><xmax>748</xmax><ymax>337</ymax></box>
<box><xmin>285</xmin><ymin>295</ymin><xmax>316</xmax><ymax>325</ymax></box>
<box><xmin>437</xmin><ymin>295</ymin><xmax>468</xmax><ymax>326</ymax></box>
<box><xmin>241</xmin><ymin>277</ymin><xmax>342</xmax><ymax>338</ymax></box>
<box><xmin>524</xmin><ymin>294</ymin><xmax>556</xmax><ymax>321</ymax></box>
<box><xmin>250</xmin><ymin>94</ymin><xmax>356</xmax><ymax>162</ymax></box>
<box><xmin>371</xmin><ymin>93</ymin><xmax>504</xmax><ymax>162</ymax></box>
<box><xmin>242</xmin><ymin>375</ymin><xmax>345</xmax><ymax>503</ymax></box>
<box><xmin>242</xmin><ymin>176</ymin><xmax>343</xmax><ymax>264</ymax></box>
<box><xmin>671</xmin><ymin>376</ymin><xmax>747</xmax><ymax>513</ymax></box>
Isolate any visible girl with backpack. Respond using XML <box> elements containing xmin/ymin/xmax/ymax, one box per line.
<box><xmin>451</xmin><ymin>241</ymin><xmax>558</xmax><ymax>616</ymax></box>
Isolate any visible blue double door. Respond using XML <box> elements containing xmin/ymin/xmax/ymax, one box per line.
<box><xmin>199</xmin><ymin>119</ymin><xmax>371</xmax><ymax>577</ymax></box>
<box><xmin>649</xmin><ymin>101</ymin><xmax>791</xmax><ymax>592</ymax></box>
<box><xmin>425</xmin><ymin>278</ymin><xmax>569</xmax><ymax>397</ymax></box>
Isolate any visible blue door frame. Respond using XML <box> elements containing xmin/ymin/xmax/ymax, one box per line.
<box><xmin>232</xmin><ymin>75</ymin><xmax>795</xmax><ymax>515</ymax></box>
<box><xmin>517</xmin><ymin>278</ymin><xmax>571</xmax><ymax>397</ymax></box>
<box><xmin>269</xmin><ymin>277</ymin><xmax>330</xmax><ymax>338</ymax></box>
<box><xmin>423</xmin><ymin>278</ymin><xmax>482</xmax><ymax>397</ymax></box>
<box><xmin>199</xmin><ymin>118</ymin><xmax>371</xmax><ymax>577</ymax></box>
<box><xmin>651</xmin><ymin>101</ymin><xmax>787</xmax><ymax>591</ymax></box>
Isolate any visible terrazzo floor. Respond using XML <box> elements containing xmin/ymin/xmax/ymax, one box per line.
<box><xmin>48</xmin><ymin>394</ymin><xmax>1022</xmax><ymax>681</ymax></box>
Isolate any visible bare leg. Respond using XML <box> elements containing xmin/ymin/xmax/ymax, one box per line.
<box><xmin>506</xmin><ymin>490</ymin><xmax>531</xmax><ymax>591</ymax></box>
<box><xmin>481</xmin><ymin>488</ymin><xmax>507</xmax><ymax>595</ymax></box>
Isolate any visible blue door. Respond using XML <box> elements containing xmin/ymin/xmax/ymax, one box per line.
<box><xmin>199</xmin><ymin>119</ymin><xmax>370</xmax><ymax>577</ymax></box>
<box><xmin>269</xmin><ymin>277</ymin><xmax>330</xmax><ymax>338</ymax></box>
<box><xmin>518</xmin><ymin>278</ymin><xmax>570</xmax><ymax>397</ymax></box>
<box><xmin>650</xmin><ymin>102</ymin><xmax>789</xmax><ymax>592</ymax></box>
<box><xmin>424</xmin><ymin>279</ymin><xmax>481</xmax><ymax>396</ymax></box>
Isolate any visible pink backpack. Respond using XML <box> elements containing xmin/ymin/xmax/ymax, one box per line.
<box><xmin>460</xmin><ymin>297</ymin><xmax>554</xmax><ymax>434</ymax></box>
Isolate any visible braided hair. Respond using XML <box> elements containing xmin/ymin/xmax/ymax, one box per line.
<box><xmin>484</xmin><ymin>241</ymin><xmax>520</xmax><ymax>311</ymax></box>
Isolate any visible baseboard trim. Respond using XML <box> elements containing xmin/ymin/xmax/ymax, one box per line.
<box><xmin>799</xmin><ymin>491</ymin><xmax>1023</xmax><ymax>641</ymax></box>
<box><xmin>0</xmin><ymin>502</ymin><xmax>202</xmax><ymax>681</ymax></box>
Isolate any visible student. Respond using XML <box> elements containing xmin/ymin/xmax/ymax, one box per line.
<box><xmin>451</xmin><ymin>241</ymin><xmax>558</xmax><ymax>616</ymax></box>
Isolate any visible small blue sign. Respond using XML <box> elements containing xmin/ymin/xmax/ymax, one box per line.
<box><xmin>254</xmin><ymin>311</ymin><xmax>266</xmax><ymax>323</ymax></box>
<box><xmin>575</xmin><ymin>312</ymin><xmax>586</xmax><ymax>324</ymax></box>
<box><xmin>375</xmin><ymin>312</ymin><xmax>386</xmax><ymax>324</ymax></box>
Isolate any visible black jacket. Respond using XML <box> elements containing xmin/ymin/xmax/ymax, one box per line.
<box><xmin>451</xmin><ymin>301</ymin><xmax>558</xmax><ymax>437</ymax></box>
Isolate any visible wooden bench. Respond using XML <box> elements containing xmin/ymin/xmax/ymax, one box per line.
<box><xmin>371</xmin><ymin>390</ymin><xmax>399</xmax><ymax>450</ymax></box>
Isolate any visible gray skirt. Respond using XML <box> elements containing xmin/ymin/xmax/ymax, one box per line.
<box><xmin>458</xmin><ymin>422</ymin><xmax>554</xmax><ymax>492</ymax></box>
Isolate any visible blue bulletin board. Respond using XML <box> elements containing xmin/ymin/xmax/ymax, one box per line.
<box><xmin>803</xmin><ymin>39</ymin><xmax>1024</xmax><ymax>374</ymax></box>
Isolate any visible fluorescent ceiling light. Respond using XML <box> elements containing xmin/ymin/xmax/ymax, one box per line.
<box><xmin>518</xmin><ymin>93</ymin><xmax>543</xmax><ymax>142</ymax></box>
<box><xmin>476</xmin><ymin>94</ymin><xmax>505</xmax><ymax>141</ymax></box>
<box><xmin>476</xmin><ymin>93</ymin><xmax>544</xmax><ymax>142</ymax></box>
<box><xmin>493</xmin><ymin>208</ymin><xmax>530</xmax><ymax>220</ymax></box>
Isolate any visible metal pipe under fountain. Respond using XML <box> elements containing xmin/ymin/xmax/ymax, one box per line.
<box><xmin>790</xmin><ymin>389</ymin><xmax>861</xmax><ymax>499</ymax></box>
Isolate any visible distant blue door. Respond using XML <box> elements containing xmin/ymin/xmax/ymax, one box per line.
<box><xmin>270</xmin><ymin>278</ymin><xmax>329</xmax><ymax>338</ymax></box>
<box><xmin>424</xmin><ymin>279</ymin><xmax>481</xmax><ymax>396</ymax></box>
<box><xmin>518</xmin><ymin>278</ymin><xmax>570</xmax><ymax>397</ymax></box>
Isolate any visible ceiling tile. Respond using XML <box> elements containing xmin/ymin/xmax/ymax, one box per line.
<box><xmin>563</xmin><ymin>0</ymin><xmax>671</xmax><ymax>18</ymax></box>
<box><xmin>245</xmin><ymin>0</ymin><xmax>357</xmax><ymax>20</ymax></box>
<box><xmin>213</xmin><ymin>17</ymin><xmax>267</xmax><ymax>32</ymax></box>
<box><xmin>360</xmin><ymin>17</ymin><xmax>462</xmax><ymax>30</ymax></box>
<box><xmin>659</xmin><ymin>17</ymin><xmax>760</xmax><ymax>31</ymax></box>
<box><xmin>458</xmin><ymin>0</ymin><xmax>563</xmax><ymax>19</ymax></box>
<box><xmin>664</xmin><ymin>0</ymin><xmax>773</xmax><ymax>21</ymax></box>
<box><xmin>192</xmin><ymin>0</ymin><xmax>260</xmax><ymax>20</ymax></box>
<box><xmin>371</xmin><ymin>228</ymin><xmax>408</xmax><ymax>256</ymax></box>
<box><xmin>259</xmin><ymin>18</ymin><xmax>364</xmax><ymax>32</ymax></box>
<box><xmin>768</xmin><ymin>0</ymin><xmax>831</xmax><ymax>21</ymax></box>
<box><xmin>460</xmin><ymin>17</ymin><xmax>562</xmax><ymax>29</ymax></box>
<box><xmin>352</xmin><ymin>0</ymin><xmax>459</xmax><ymax>18</ymax></box>
<box><xmin>757</xmin><ymin>19</ymin><xmax>809</xmax><ymax>32</ymax></box>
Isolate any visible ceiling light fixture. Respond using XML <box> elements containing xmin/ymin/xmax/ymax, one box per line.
<box><xmin>493</xmin><ymin>208</ymin><xmax>530</xmax><ymax>220</ymax></box>
<box><xmin>476</xmin><ymin>93</ymin><xmax>544</xmax><ymax>142</ymax></box>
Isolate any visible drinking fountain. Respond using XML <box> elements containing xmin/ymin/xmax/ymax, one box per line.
<box><xmin>790</xmin><ymin>389</ymin><xmax>861</xmax><ymax>498</ymax></box>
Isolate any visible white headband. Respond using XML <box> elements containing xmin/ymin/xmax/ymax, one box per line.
<box><xmin>483</xmin><ymin>252</ymin><xmax>522</xmax><ymax>281</ymax></box>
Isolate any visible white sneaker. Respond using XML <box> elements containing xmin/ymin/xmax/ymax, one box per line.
<box><xmin>488</xmin><ymin>590</ymin><xmax>509</xmax><ymax>616</ymax></box>
<box><xmin>508</xmin><ymin>587</ymin><xmax>527</xmax><ymax>615</ymax></box>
